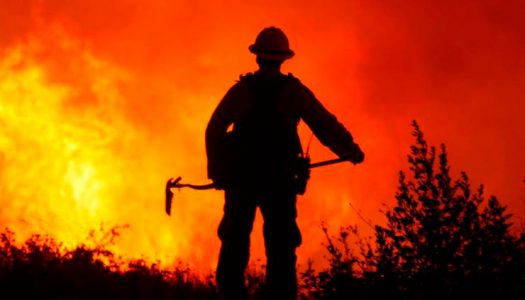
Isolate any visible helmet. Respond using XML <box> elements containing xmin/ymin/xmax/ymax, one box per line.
<box><xmin>249</xmin><ymin>26</ymin><xmax>295</xmax><ymax>61</ymax></box>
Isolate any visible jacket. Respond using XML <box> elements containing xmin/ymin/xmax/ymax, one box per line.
<box><xmin>205</xmin><ymin>72</ymin><xmax>361</xmax><ymax>188</ymax></box>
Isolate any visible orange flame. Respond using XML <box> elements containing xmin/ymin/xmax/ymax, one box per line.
<box><xmin>0</xmin><ymin>27</ymin><xmax>224</xmax><ymax>270</ymax></box>
<box><xmin>1</xmin><ymin>0</ymin><xmax>524</xmax><ymax>273</ymax></box>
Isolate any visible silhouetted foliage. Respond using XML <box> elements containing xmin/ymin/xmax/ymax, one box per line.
<box><xmin>371</xmin><ymin>121</ymin><xmax>525</xmax><ymax>299</ymax></box>
<box><xmin>0</xmin><ymin>227</ymin><xmax>218</xmax><ymax>300</ymax></box>
<box><xmin>300</xmin><ymin>224</ymin><xmax>374</xmax><ymax>300</ymax></box>
<box><xmin>302</xmin><ymin>121</ymin><xmax>525</xmax><ymax>300</ymax></box>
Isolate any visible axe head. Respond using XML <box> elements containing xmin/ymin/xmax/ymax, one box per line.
<box><xmin>165</xmin><ymin>177</ymin><xmax>182</xmax><ymax>216</ymax></box>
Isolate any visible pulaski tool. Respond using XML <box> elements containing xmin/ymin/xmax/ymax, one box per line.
<box><xmin>164</xmin><ymin>155</ymin><xmax>354</xmax><ymax>216</ymax></box>
<box><xmin>165</xmin><ymin>177</ymin><xmax>215</xmax><ymax>216</ymax></box>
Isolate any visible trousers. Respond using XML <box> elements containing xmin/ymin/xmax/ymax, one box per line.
<box><xmin>216</xmin><ymin>186</ymin><xmax>302</xmax><ymax>300</ymax></box>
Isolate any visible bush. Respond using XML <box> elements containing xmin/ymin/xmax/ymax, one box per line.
<box><xmin>372</xmin><ymin>121</ymin><xmax>525</xmax><ymax>299</ymax></box>
<box><xmin>302</xmin><ymin>121</ymin><xmax>525</xmax><ymax>300</ymax></box>
<box><xmin>0</xmin><ymin>228</ymin><xmax>218</xmax><ymax>300</ymax></box>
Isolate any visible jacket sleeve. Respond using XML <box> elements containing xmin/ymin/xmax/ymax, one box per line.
<box><xmin>296</xmin><ymin>81</ymin><xmax>364</xmax><ymax>163</ymax></box>
<box><xmin>205</xmin><ymin>84</ymin><xmax>238</xmax><ymax>181</ymax></box>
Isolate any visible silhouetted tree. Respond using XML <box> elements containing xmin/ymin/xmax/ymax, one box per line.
<box><xmin>301</xmin><ymin>121</ymin><xmax>525</xmax><ymax>300</ymax></box>
<box><xmin>372</xmin><ymin>121</ymin><xmax>525</xmax><ymax>299</ymax></box>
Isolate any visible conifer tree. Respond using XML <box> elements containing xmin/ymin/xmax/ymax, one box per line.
<box><xmin>373</xmin><ymin>121</ymin><xmax>525</xmax><ymax>299</ymax></box>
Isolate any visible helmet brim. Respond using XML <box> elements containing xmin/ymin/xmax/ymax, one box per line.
<box><xmin>249</xmin><ymin>44</ymin><xmax>295</xmax><ymax>61</ymax></box>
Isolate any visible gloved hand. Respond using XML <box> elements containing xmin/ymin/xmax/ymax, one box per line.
<box><xmin>212</xmin><ymin>177</ymin><xmax>229</xmax><ymax>190</ymax></box>
<box><xmin>344</xmin><ymin>143</ymin><xmax>364</xmax><ymax>164</ymax></box>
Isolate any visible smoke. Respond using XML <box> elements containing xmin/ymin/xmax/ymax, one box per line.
<box><xmin>1</xmin><ymin>0</ymin><xmax>524</xmax><ymax>270</ymax></box>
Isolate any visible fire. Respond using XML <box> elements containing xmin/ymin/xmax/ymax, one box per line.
<box><xmin>0</xmin><ymin>32</ymin><xmax>124</xmax><ymax>245</ymax></box>
<box><xmin>0</xmin><ymin>28</ymin><xmax>224</xmax><ymax>270</ymax></box>
<box><xmin>1</xmin><ymin>0</ymin><xmax>524</xmax><ymax>275</ymax></box>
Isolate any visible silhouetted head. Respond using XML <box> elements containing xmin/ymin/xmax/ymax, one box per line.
<box><xmin>256</xmin><ymin>56</ymin><xmax>284</xmax><ymax>70</ymax></box>
<box><xmin>249</xmin><ymin>26</ymin><xmax>294</xmax><ymax>61</ymax></box>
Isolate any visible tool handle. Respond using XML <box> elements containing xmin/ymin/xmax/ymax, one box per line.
<box><xmin>309</xmin><ymin>156</ymin><xmax>351</xmax><ymax>169</ymax></box>
<box><xmin>174</xmin><ymin>183</ymin><xmax>216</xmax><ymax>190</ymax></box>
<box><xmin>167</xmin><ymin>177</ymin><xmax>216</xmax><ymax>190</ymax></box>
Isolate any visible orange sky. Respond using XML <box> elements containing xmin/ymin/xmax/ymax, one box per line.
<box><xmin>1</xmin><ymin>0</ymin><xmax>524</xmax><ymax>272</ymax></box>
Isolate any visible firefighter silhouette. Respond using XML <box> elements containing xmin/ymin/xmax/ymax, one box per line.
<box><xmin>206</xmin><ymin>26</ymin><xmax>364</xmax><ymax>300</ymax></box>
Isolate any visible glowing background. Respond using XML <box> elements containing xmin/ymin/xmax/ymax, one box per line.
<box><xmin>1</xmin><ymin>0</ymin><xmax>524</xmax><ymax>271</ymax></box>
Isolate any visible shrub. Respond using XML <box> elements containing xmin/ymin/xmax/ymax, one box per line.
<box><xmin>302</xmin><ymin>121</ymin><xmax>525</xmax><ymax>300</ymax></box>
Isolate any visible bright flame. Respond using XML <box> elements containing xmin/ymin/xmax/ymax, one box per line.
<box><xmin>0</xmin><ymin>26</ymin><xmax>225</xmax><ymax>271</ymax></box>
<box><xmin>1</xmin><ymin>0</ymin><xmax>524</xmax><ymax>274</ymax></box>
<box><xmin>1</xmin><ymin>31</ymin><xmax>130</xmax><ymax>244</ymax></box>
